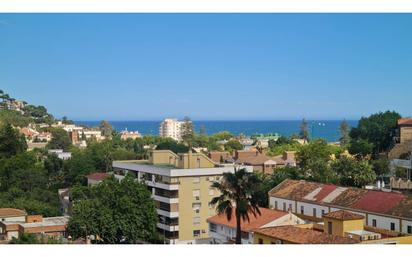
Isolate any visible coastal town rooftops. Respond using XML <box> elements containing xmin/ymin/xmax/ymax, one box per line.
<box><xmin>0</xmin><ymin>208</ymin><xmax>27</xmax><ymax>218</ymax></box>
<box><xmin>254</xmin><ymin>226</ymin><xmax>358</xmax><ymax>244</ymax></box>
<box><xmin>269</xmin><ymin>179</ymin><xmax>412</xmax><ymax>219</ymax></box>
<box><xmin>207</xmin><ymin>208</ymin><xmax>289</xmax><ymax>232</ymax></box>
<box><xmin>323</xmin><ymin>210</ymin><xmax>364</xmax><ymax>221</ymax></box>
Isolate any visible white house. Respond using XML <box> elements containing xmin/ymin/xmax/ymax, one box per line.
<box><xmin>269</xmin><ymin>179</ymin><xmax>412</xmax><ymax>234</ymax></box>
<box><xmin>207</xmin><ymin>207</ymin><xmax>305</xmax><ymax>244</ymax></box>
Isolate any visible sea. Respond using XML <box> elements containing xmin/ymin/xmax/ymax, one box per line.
<box><xmin>75</xmin><ymin>120</ymin><xmax>358</xmax><ymax>143</ymax></box>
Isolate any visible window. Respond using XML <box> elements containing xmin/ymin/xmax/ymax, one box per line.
<box><xmin>193</xmin><ymin>177</ymin><xmax>200</xmax><ymax>183</ymax></box>
<box><xmin>408</xmin><ymin>226</ymin><xmax>412</xmax><ymax>234</ymax></box>
<box><xmin>283</xmin><ymin>203</ymin><xmax>286</xmax><ymax>211</ymax></box>
<box><xmin>327</xmin><ymin>222</ymin><xmax>333</xmax><ymax>235</ymax></box>
<box><xmin>300</xmin><ymin>206</ymin><xmax>304</xmax><ymax>215</ymax></box>
<box><xmin>193</xmin><ymin>190</ymin><xmax>200</xmax><ymax>197</ymax></box>
<box><xmin>390</xmin><ymin>222</ymin><xmax>395</xmax><ymax>231</ymax></box>
<box><xmin>313</xmin><ymin>208</ymin><xmax>317</xmax><ymax>217</ymax></box>
<box><xmin>197</xmin><ymin>158</ymin><xmax>201</xmax><ymax>168</ymax></box>
<box><xmin>289</xmin><ymin>204</ymin><xmax>292</xmax><ymax>211</ymax></box>
<box><xmin>209</xmin><ymin>189</ymin><xmax>214</xmax><ymax>196</ymax></box>
<box><xmin>193</xmin><ymin>230</ymin><xmax>200</xmax><ymax>237</ymax></box>
<box><xmin>193</xmin><ymin>217</ymin><xmax>201</xmax><ymax>224</ymax></box>
<box><xmin>258</xmin><ymin>238</ymin><xmax>263</xmax><ymax>244</ymax></box>
<box><xmin>321</xmin><ymin>210</ymin><xmax>325</xmax><ymax>216</ymax></box>
<box><xmin>274</xmin><ymin>201</ymin><xmax>278</xmax><ymax>210</ymax></box>
<box><xmin>193</xmin><ymin>203</ymin><xmax>201</xmax><ymax>213</ymax></box>
<box><xmin>372</xmin><ymin>219</ymin><xmax>377</xmax><ymax>227</ymax></box>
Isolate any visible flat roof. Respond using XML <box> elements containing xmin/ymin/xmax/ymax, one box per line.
<box><xmin>113</xmin><ymin>161</ymin><xmax>253</xmax><ymax>177</ymax></box>
<box><xmin>348</xmin><ymin>230</ymin><xmax>379</xmax><ymax>236</ymax></box>
<box><xmin>21</xmin><ymin>216</ymin><xmax>69</xmax><ymax>228</ymax></box>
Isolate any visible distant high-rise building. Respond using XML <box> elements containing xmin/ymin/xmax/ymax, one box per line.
<box><xmin>159</xmin><ymin>118</ymin><xmax>185</xmax><ymax>141</ymax></box>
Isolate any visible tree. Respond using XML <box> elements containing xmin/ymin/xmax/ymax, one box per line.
<box><xmin>371</xmin><ymin>158</ymin><xmax>390</xmax><ymax>178</ymax></box>
<box><xmin>349</xmin><ymin>111</ymin><xmax>401</xmax><ymax>154</ymax></box>
<box><xmin>0</xmin><ymin>123</ymin><xmax>27</xmax><ymax>158</ymax></box>
<box><xmin>348</xmin><ymin>139</ymin><xmax>374</xmax><ymax>159</ymax></box>
<box><xmin>256</xmin><ymin>166</ymin><xmax>303</xmax><ymax>207</ymax></box>
<box><xmin>224</xmin><ymin>140</ymin><xmax>243</xmax><ymax>153</ymax></box>
<box><xmin>99</xmin><ymin>120</ymin><xmax>113</xmax><ymax>138</ymax></box>
<box><xmin>9</xmin><ymin>233</ymin><xmax>39</xmax><ymax>244</ymax></box>
<box><xmin>297</xmin><ymin>139</ymin><xmax>341</xmax><ymax>184</ymax></box>
<box><xmin>209</xmin><ymin>168</ymin><xmax>262</xmax><ymax>244</ymax></box>
<box><xmin>156</xmin><ymin>138</ymin><xmax>189</xmax><ymax>153</ymax></box>
<box><xmin>339</xmin><ymin>119</ymin><xmax>350</xmax><ymax>146</ymax></box>
<box><xmin>211</xmin><ymin>131</ymin><xmax>233</xmax><ymax>141</ymax></box>
<box><xmin>67</xmin><ymin>176</ymin><xmax>159</xmax><ymax>243</ymax></box>
<box><xmin>47</xmin><ymin>128</ymin><xmax>72</xmax><ymax>151</ymax></box>
<box><xmin>299</xmin><ymin>118</ymin><xmax>309</xmax><ymax>141</ymax></box>
<box><xmin>181</xmin><ymin>116</ymin><xmax>194</xmax><ymax>146</ymax></box>
<box><xmin>331</xmin><ymin>156</ymin><xmax>376</xmax><ymax>187</ymax></box>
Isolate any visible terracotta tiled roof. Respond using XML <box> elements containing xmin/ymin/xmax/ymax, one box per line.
<box><xmin>323</xmin><ymin>210</ymin><xmax>364</xmax><ymax>220</ymax></box>
<box><xmin>269</xmin><ymin>179</ymin><xmax>321</xmax><ymax>200</ymax></box>
<box><xmin>86</xmin><ymin>172</ymin><xmax>111</xmax><ymax>181</ymax></box>
<box><xmin>254</xmin><ymin>226</ymin><xmax>358</xmax><ymax>244</ymax></box>
<box><xmin>207</xmin><ymin>208</ymin><xmax>288</xmax><ymax>232</ymax></box>
<box><xmin>350</xmin><ymin>190</ymin><xmax>406</xmax><ymax>214</ymax></box>
<box><xmin>398</xmin><ymin>118</ymin><xmax>412</xmax><ymax>125</ymax></box>
<box><xmin>312</xmin><ymin>184</ymin><xmax>338</xmax><ymax>202</ymax></box>
<box><xmin>330</xmin><ymin>188</ymin><xmax>368</xmax><ymax>207</ymax></box>
<box><xmin>389</xmin><ymin>198</ymin><xmax>412</xmax><ymax>218</ymax></box>
<box><xmin>0</xmin><ymin>208</ymin><xmax>27</xmax><ymax>218</ymax></box>
<box><xmin>270</xmin><ymin>179</ymin><xmax>412</xmax><ymax>219</ymax></box>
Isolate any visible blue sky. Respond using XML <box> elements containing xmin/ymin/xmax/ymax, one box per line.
<box><xmin>0</xmin><ymin>14</ymin><xmax>411</xmax><ymax>120</ymax></box>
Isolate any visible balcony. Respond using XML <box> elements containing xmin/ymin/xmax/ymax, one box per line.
<box><xmin>157</xmin><ymin>209</ymin><xmax>179</xmax><ymax>218</ymax></box>
<box><xmin>154</xmin><ymin>194</ymin><xmax>179</xmax><ymax>204</ymax></box>
<box><xmin>157</xmin><ymin>223</ymin><xmax>179</xmax><ymax>232</ymax></box>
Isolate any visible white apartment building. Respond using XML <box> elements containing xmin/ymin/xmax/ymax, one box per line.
<box><xmin>159</xmin><ymin>118</ymin><xmax>186</xmax><ymax>141</ymax></box>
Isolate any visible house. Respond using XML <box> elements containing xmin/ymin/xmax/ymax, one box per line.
<box><xmin>86</xmin><ymin>172</ymin><xmax>111</xmax><ymax>186</ymax></box>
<box><xmin>112</xmin><ymin>150</ymin><xmax>253</xmax><ymax>244</ymax></box>
<box><xmin>0</xmin><ymin>214</ymin><xmax>69</xmax><ymax>241</ymax></box>
<box><xmin>35</xmin><ymin>131</ymin><xmax>52</xmax><ymax>142</ymax></box>
<box><xmin>48</xmin><ymin>149</ymin><xmax>72</xmax><ymax>160</ymax></box>
<box><xmin>0</xmin><ymin>208</ymin><xmax>27</xmax><ymax>223</ymax></box>
<box><xmin>398</xmin><ymin>118</ymin><xmax>412</xmax><ymax>144</ymax></box>
<box><xmin>235</xmin><ymin>150</ymin><xmax>296</xmax><ymax>174</ymax></box>
<box><xmin>120</xmin><ymin>129</ymin><xmax>141</xmax><ymax>140</ymax></box>
<box><xmin>253</xmin><ymin>210</ymin><xmax>412</xmax><ymax>244</ymax></box>
<box><xmin>19</xmin><ymin>127</ymin><xmax>39</xmax><ymax>142</ymax></box>
<box><xmin>268</xmin><ymin>179</ymin><xmax>412</xmax><ymax>234</ymax></box>
<box><xmin>208</xmin><ymin>151</ymin><xmax>233</xmax><ymax>163</ymax></box>
<box><xmin>207</xmin><ymin>207</ymin><xmax>305</xmax><ymax>244</ymax></box>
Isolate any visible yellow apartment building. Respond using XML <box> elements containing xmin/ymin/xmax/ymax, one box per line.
<box><xmin>112</xmin><ymin>150</ymin><xmax>253</xmax><ymax>244</ymax></box>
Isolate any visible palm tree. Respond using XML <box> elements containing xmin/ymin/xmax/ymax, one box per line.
<box><xmin>209</xmin><ymin>168</ymin><xmax>262</xmax><ymax>244</ymax></box>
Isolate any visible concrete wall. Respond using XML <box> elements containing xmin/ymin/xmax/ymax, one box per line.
<box><xmin>269</xmin><ymin>197</ymin><xmax>295</xmax><ymax>212</ymax></box>
<box><xmin>367</xmin><ymin>214</ymin><xmax>400</xmax><ymax>231</ymax></box>
<box><xmin>297</xmin><ymin>202</ymin><xmax>329</xmax><ymax>218</ymax></box>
